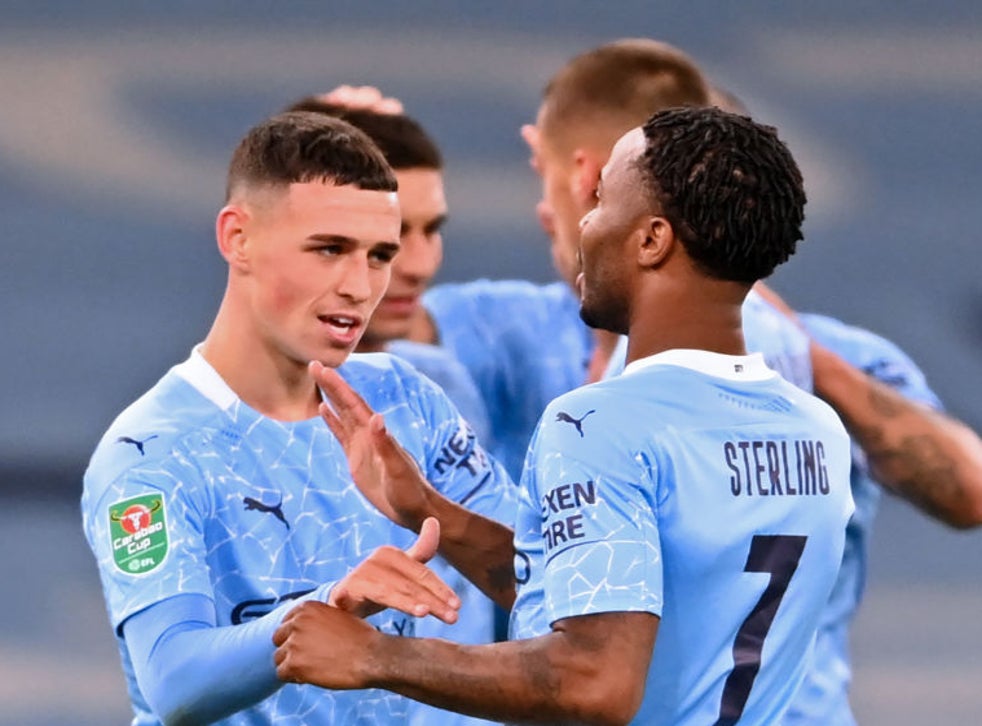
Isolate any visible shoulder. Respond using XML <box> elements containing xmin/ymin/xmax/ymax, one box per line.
<box><xmin>340</xmin><ymin>352</ymin><xmax>453</xmax><ymax>417</ymax></box>
<box><xmin>83</xmin><ymin>368</ymin><xmax>220</xmax><ymax>505</ymax></box>
<box><xmin>800</xmin><ymin>313</ymin><xmax>937</xmax><ymax>401</ymax></box>
<box><xmin>425</xmin><ymin>279</ymin><xmax>573</xmax><ymax>317</ymax></box>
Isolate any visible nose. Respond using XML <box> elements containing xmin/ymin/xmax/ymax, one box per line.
<box><xmin>336</xmin><ymin>254</ymin><xmax>373</xmax><ymax>303</ymax></box>
<box><xmin>395</xmin><ymin>229</ymin><xmax>442</xmax><ymax>285</ymax></box>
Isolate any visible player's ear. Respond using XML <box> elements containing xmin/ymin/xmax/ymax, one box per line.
<box><xmin>216</xmin><ymin>204</ymin><xmax>251</xmax><ymax>272</ymax></box>
<box><xmin>571</xmin><ymin>148</ymin><xmax>604</xmax><ymax>207</ymax></box>
<box><xmin>637</xmin><ymin>216</ymin><xmax>675</xmax><ymax>269</ymax></box>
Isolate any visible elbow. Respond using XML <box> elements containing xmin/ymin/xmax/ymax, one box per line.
<box><xmin>946</xmin><ymin>490</ymin><xmax>982</xmax><ymax>530</ymax></box>
<box><xmin>561</xmin><ymin>669</ymin><xmax>644</xmax><ymax>726</ymax></box>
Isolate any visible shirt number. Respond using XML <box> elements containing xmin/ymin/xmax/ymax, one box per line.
<box><xmin>713</xmin><ymin>534</ymin><xmax>808</xmax><ymax>725</ymax></box>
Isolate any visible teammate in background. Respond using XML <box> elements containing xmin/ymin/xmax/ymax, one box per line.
<box><xmin>408</xmin><ymin>39</ymin><xmax>812</xmax><ymax>480</ymax></box>
<box><xmin>284</xmin><ymin>95</ymin><xmax>503</xmax><ymax>726</ymax></box>
<box><xmin>747</xmin><ymin>284</ymin><xmax>982</xmax><ymax>725</ymax></box>
<box><xmin>703</xmin><ymin>86</ymin><xmax>982</xmax><ymax>724</ymax></box>
<box><xmin>274</xmin><ymin>107</ymin><xmax>854</xmax><ymax>725</ymax></box>
<box><xmin>81</xmin><ymin>112</ymin><xmax>514</xmax><ymax>725</ymax></box>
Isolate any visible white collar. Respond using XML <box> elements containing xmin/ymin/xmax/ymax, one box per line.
<box><xmin>622</xmin><ymin>349</ymin><xmax>776</xmax><ymax>382</ymax></box>
<box><xmin>172</xmin><ymin>344</ymin><xmax>238</xmax><ymax>411</ymax></box>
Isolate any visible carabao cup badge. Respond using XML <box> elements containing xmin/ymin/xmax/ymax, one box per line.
<box><xmin>108</xmin><ymin>494</ymin><xmax>169</xmax><ymax>575</ymax></box>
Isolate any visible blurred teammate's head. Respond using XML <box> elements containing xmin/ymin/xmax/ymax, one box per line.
<box><xmin>578</xmin><ymin>107</ymin><xmax>806</xmax><ymax>335</ymax></box>
<box><xmin>523</xmin><ymin>39</ymin><xmax>711</xmax><ymax>289</ymax></box>
<box><xmin>286</xmin><ymin>97</ymin><xmax>448</xmax><ymax>352</ymax></box>
<box><xmin>218</xmin><ymin>111</ymin><xmax>401</xmax><ymax>369</ymax></box>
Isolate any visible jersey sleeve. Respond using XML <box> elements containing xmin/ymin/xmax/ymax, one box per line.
<box><xmin>524</xmin><ymin>393</ymin><xmax>664</xmax><ymax>627</ymax></box>
<box><xmin>82</xmin><ymin>448</ymin><xmax>215</xmax><ymax>632</ymax></box>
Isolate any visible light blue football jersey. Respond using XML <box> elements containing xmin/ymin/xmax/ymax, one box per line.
<box><xmin>783</xmin><ymin>314</ymin><xmax>942</xmax><ymax>726</ymax></box>
<box><xmin>604</xmin><ymin>290</ymin><xmax>813</xmax><ymax>392</ymax></box>
<box><xmin>386</xmin><ymin>339</ymin><xmax>504</xmax><ymax>726</ymax></box>
<box><xmin>424</xmin><ymin>279</ymin><xmax>594</xmax><ymax>481</ymax></box>
<box><xmin>82</xmin><ymin>348</ymin><xmax>514</xmax><ymax>726</ymax></box>
<box><xmin>510</xmin><ymin>350</ymin><xmax>854</xmax><ymax>725</ymax></box>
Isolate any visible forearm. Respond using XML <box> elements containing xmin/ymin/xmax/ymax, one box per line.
<box><xmin>367</xmin><ymin>626</ymin><xmax>641</xmax><ymax>725</ymax></box>
<box><xmin>812</xmin><ymin>342</ymin><xmax>982</xmax><ymax>528</ymax></box>
<box><xmin>128</xmin><ymin>586</ymin><xmax>332</xmax><ymax>725</ymax></box>
<box><xmin>418</xmin><ymin>488</ymin><xmax>517</xmax><ymax>610</ymax></box>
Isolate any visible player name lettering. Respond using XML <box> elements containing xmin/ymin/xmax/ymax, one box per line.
<box><xmin>541</xmin><ymin>480</ymin><xmax>596</xmax><ymax>553</ymax></box>
<box><xmin>724</xmin><ymin>439</ymin><xmax>830</xmax><ymax>497</ymax></box>
<box><xmin>113</xmin><ymin>521</ymin><xmax>165</xmax><ymax>555</ymax></box>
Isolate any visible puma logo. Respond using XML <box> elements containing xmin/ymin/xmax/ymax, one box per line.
<box><xmin>555</xmin><ymin>410</ymin><xmax>596</xmax><ymax>438</ymax></box>
<box><xmin>115</xmin><ymin>435</ymin><xmax>159</xmax><ymax>456</ymax></box>
<box><xmin>243</xmin><ymin>496</ymin><xmax>290</xmax><ymax>530</ymax></box>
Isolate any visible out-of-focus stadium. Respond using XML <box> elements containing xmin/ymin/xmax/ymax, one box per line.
<box><xmin>1</xmin><ymin>2</ymin><xmax>980</xmax><ymax>724</ymax></box>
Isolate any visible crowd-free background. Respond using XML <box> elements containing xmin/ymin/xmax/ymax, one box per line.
<box><xmin>1</xmin><ymin>2</ymin><xmax>980</xmax><ymax>724</ymax></box>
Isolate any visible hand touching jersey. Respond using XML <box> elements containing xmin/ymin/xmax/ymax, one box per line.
<box><xmin>310</xmin><ymin>360</ymin><xmax>434</xmax><ymax>531</ymax></box>
<box><xmin>310</xmin><ymin>360</ymin><xmax>519</xmax><ymax>610</ymax></box>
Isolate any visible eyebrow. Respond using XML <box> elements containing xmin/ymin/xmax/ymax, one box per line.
<box><xmin>308</xmin><ymin>234</ymin><xmax>400</xmax><ymax>251</ymax></box>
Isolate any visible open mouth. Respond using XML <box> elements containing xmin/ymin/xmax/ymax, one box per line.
<box><xmin>318</xmin><ymin>314</ymin><xmax>361</xmax><ymax>340</ymax></box>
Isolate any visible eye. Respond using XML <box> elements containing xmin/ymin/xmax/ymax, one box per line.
<box><xmin>370</xmin><ymin>247</ymin><xmax>399</xmax><ymax>264</ymax></box>
<box><xmin>317</xmin><ymin>243</ymin><xmax>344</xmax><ymax>256</ymax></box>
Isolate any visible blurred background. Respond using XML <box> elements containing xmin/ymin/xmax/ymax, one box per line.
<box><xmin>1</xmin><ymin>2</ymin><xmax>980</xmax><ymax>724</ymax></box>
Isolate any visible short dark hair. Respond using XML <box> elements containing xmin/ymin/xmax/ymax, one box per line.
<box><xmin>283</xmin><ymin>97</ymin><xmax>442</xmax><ymax>171</ymax></box>
<box><xmin>638</xmin><ymin>106</ymin><xmax>806</xmax><ymax>282</ymax></box>
<box><xmin>541</xmin><ymin>38</ymin><xmax>711</xmax><ymax>152</ymax></box>
<box><xmin>225</xmin><ymin>111</ymin><xmax>397</xmax><ymax>201</ymax></box>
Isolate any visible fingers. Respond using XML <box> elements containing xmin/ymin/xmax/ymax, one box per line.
<box><xmin>330</xmin><ymin>545</ymin><xmax>461</xmax><ymax>623</ymax></box>
<box><xmin>319</xmin><ymin>85</ymin><xmax>405</xmax><ymax>115</ymax></box>
<box><xmin>310</xmin><ymin>361</ymin><xmax>375</xmax><ymax>423</ymax></box>
<box><xmin>405</xmin><ymin>517</ymin><xmax>440</xmax><ymax>564</ymax></box>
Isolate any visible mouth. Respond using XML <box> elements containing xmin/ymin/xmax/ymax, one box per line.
<box><xmin>317</xmin><ymin>313</ymin><xmax>364</xmax><ymax>345</ymax></box>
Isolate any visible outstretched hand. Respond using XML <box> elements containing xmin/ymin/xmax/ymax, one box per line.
<box><xmin>310</xmin><ymin>360</ymin><xmax>432</xmax><ymax>530</ymax></box>
<box><xmin>328</xmin><ymin>516</ymin><xmax>460</xmax><ymax>622</ymax></box>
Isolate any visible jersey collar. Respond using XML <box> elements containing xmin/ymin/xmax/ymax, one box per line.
<box><xmin>172</xmin><ymin>344</ymin><xmax>238</xmax><ymax>410</ymax></box>
<box><xmin>622</xmin><ymin>349</ymin><xmax>777</xmax><ymax>382</ymax></box>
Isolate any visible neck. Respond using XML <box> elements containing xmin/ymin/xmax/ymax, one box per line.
<box><xmin>200</xmin><ymin>296</ymin><xmax>323</xmax><ymax>421</ymax></box>
<box><xmin>626</xmin><ymin>277</ymin><xmax>749</xmax><ymax>365</ymax></box>
<box><xmin>585</xmin><ymin>329</ymin><xmax>620</xmax><ymax>384</ymax></box>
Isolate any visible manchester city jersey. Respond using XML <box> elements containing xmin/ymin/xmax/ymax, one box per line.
<box><xmin>424</xmin><ymin>279</ymin><xmax>594</xmax><ymax>481</ymax></box>
<box><xmin>510</xmin><ymin>350</ymin><xmax>853</xmax><ymax>725</ymax></box>
<box><xmin>783</xmin><ymin>314</ymin><xmax>941</xmax><ymax>726</ymax></box>
<box><xmin>82</xmin><ymin>348</ymin><xmax>514</xmax><ymax>726</ymax></box>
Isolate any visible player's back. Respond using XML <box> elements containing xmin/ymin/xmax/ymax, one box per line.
<box><xmin>512</xmin><ymin>350</ymin><xmax>853</xmax><ymax>725</ymax></box>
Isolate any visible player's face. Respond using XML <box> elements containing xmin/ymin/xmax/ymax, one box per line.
<box><xmin>242</xmin><ymin>180</ymin><xmax>401</xmax><ymax>368</ymax></box>
<box><xmin>360</xmin><ymin>168</ymin><xmax>446</xmax><ymax>350</ymax></box>
<box><xmin>523</xmin><ymin>113</ymin><xmax>587</xmax><ymax>291</ymax></box>
<box><xmin>577</xmin><ymin>128</ymin><xmax>648</xmax><ymax>335</ymax></box>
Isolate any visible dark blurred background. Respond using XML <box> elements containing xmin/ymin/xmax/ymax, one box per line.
<box><xmin>1</xmin><ymin>2</ymin><xmax>980</xmax><ymax>724</ymax></box>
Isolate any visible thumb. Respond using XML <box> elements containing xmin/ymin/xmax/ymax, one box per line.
<box><xmin>405</xmin><ymin>516</ymin><xmax>440</xmax><ymax>564</ymax></box>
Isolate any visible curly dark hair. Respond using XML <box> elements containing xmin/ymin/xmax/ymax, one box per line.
<box><xmin>638</xmin><ymin>106</ymin><xmax>806</xmax><ymax>282</ymax></box>
<box><xmin>225</xmin><ymin>111</ymin><xmax>397</xmax><ymax>201</ymax></box>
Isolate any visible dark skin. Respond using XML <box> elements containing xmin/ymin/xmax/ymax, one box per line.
<box><xmin>756</xmin><ymin>284</ymin><xmax>982</xmax><ymax>529</ymax></box>
<box><xmin>273</xmin><ymin>128</ymin><xmax>749</xmax><ymax>725</ymax></box>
